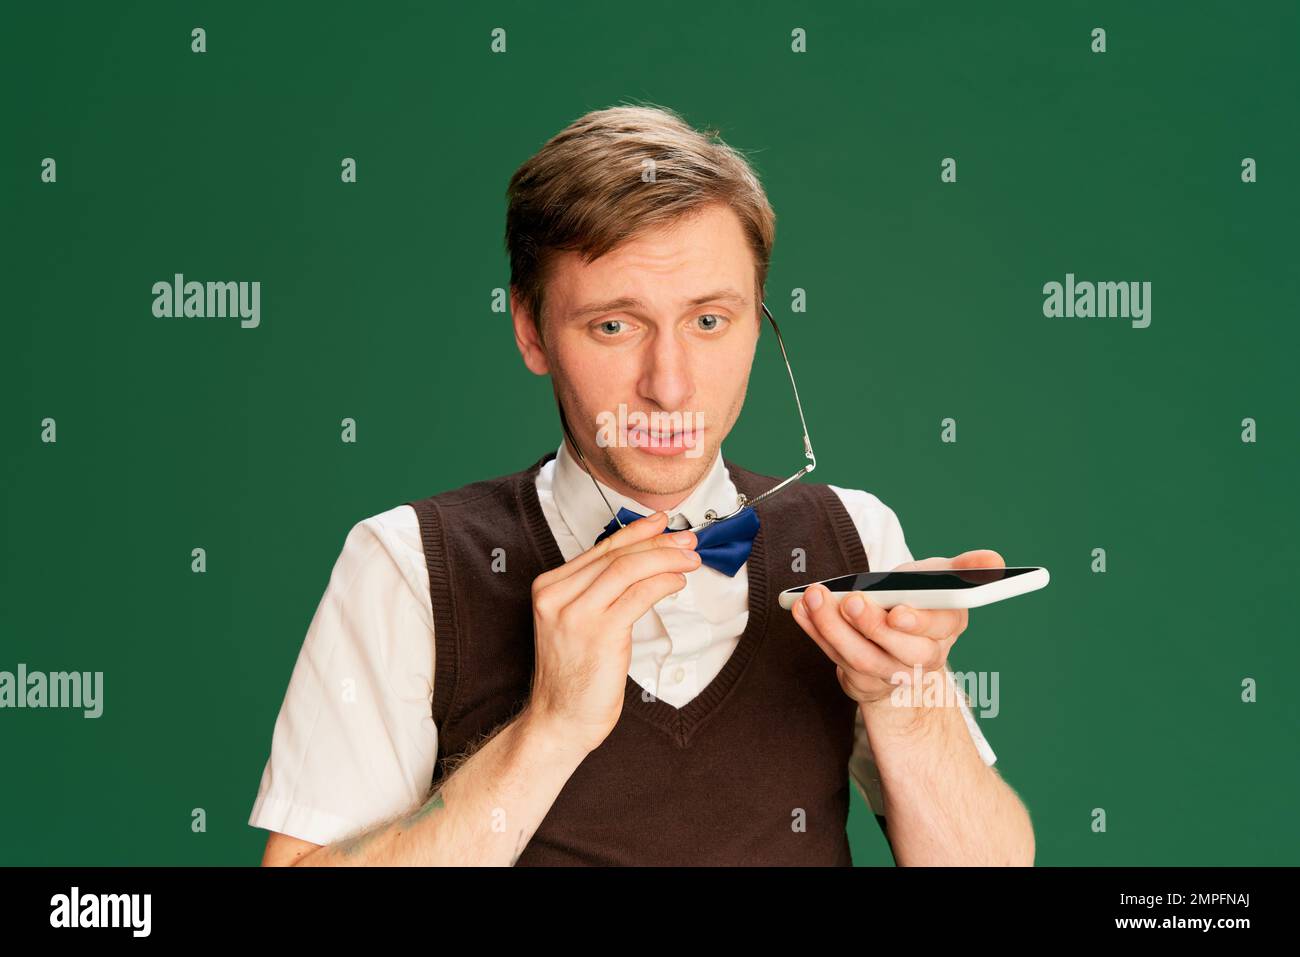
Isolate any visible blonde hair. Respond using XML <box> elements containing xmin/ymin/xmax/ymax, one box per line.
<box><xmin>505</xmin><ymin>103</ymin><xmax>776</xmax><ymax>330</ymax></box>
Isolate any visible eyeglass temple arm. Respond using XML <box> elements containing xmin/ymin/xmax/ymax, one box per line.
<box><xmin>686</xmin><ymin>303</ymin><xmax>815</xmax><ymax>524</ymax></box>
<box><xmin>761</xmin><ymin>302</ymin><xmax>816</xmax><ymax>474</ymax></box>
<box><xmin>556</xmin><ymin>399</ymin><xmax>628</xmax><ymax>527</ymax></box>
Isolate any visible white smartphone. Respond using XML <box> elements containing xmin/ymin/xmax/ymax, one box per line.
<box><xmin>777</xmin><ymin>566</ymin><xmax>1050</xmax><ymax>611</ymax></box>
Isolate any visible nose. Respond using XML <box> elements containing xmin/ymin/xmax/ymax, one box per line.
<box><xmin>637</xmin><ymin>325</ymin><xmax>695</xmax><ymax>414</ymax></box>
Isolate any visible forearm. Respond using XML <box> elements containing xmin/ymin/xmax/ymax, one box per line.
<box><xmin>294</xmin><ymin>708</ymin><xmax>589</xmax><ymax>866</ymax></box>
<box><xmin>862</xmin><ymin>677</ymin><xmax>1034</xmax><ymax>866</ymax></box>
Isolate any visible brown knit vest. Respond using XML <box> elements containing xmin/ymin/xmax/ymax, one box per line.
<box><xmin>407</xmin><ymin>449</ymin><xmax>870</xmax><ymax>866</ymax></box>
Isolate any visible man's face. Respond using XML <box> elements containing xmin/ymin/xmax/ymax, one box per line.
<box><xmin>513</xmin><ymin>201</ymin><xmax>761</xmax><ymax>505</ymax></box>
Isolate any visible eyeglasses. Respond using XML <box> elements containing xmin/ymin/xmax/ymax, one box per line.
<box><xmin>556</xmin><ymin>300</ymin><xmax>817</xmax><ymax>533</ymax></box>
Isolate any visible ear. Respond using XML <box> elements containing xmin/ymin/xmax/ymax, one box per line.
<box><xmin>511</xmin><ymin>288</ymin><xmax>550</xmax><ymax>375</ymax></box>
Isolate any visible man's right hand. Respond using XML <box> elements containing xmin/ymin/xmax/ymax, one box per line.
<box><xmin>526</xmin><ymin>510</ymin><xmax>700</xmax><ymax>754</ymax></box>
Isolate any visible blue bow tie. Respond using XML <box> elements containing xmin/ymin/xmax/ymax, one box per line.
<box><xmin>593</xmin><ymin>505</ymin><xmax>760</xmax><ymax>577</ymax></box>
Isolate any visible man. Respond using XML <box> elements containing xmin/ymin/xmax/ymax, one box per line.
<box><xmin>250</xmin><ymin>104</ymin><xmax>1035</xmax><ymax>866</ymax></box>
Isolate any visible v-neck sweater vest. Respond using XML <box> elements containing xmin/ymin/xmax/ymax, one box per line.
<box><xmin>407</xmin><ymin>449</ymin><xmax>870</xmax><ymax>865</ymax></box>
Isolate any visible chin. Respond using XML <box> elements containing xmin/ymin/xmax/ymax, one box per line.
<box><xmin>608</xmin><ymin>445</ymin><xmax>715</xmax><ymax>497</ymax></box>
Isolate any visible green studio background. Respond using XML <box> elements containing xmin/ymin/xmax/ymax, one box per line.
<box><xmin>2</xmin><ymin>0</ymin><xmax>1297</xmax><ymax>865</ymax></box>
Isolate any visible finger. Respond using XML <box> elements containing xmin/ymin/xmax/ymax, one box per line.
<box><xmin>890</xmin><ymin>556</ymin><xmax>954</xmax><ymax>573</ymax></box>
<box><xmin>534</xmin><ymin>511</ymin><xmax>670</xmax><ymax>590</ymax></box>
<box><xmin>606</xmin><ymin>571</ymin><xmax>692</xmax><ymax>626</ymax></box>
<box><xmin>806</xmin><ymin>582</ymin><xmax>941</xmax><ymax>670</ymax></box>
<box><xmin>791</xmin><ymin>592</ymin><xmax>911</xmax><ymax>682</ymax></box>
<box><xmin>542</xmin><ymin>529</ymin><xmax>698</xmax><ymax>607</ymax></box>
<box><xmin>894</xmin><ymin>550</ymin><xmax>1004</xmax><ymax>574</ymax></box>
<box><xmin>950</xmin><ymin>548</ymin><xmax>1005</xmax><ymax>569</ymax></box>
<box><xmin>574</xmin><ymin>546</ymin><xmax>702</xmax><ymax>613</ymax></box>
<box><xmin>791</xmin><ymin>597</ymin><xmax>854</xmax><ymax>671</ymax></box>
<box><xmin>789</xmin><ymin>596</ymin><xmax>845</xmax><ymax>667</ymax></box>
<box><xmin>880</xmin><ymin>603</ymin><xmax>966</xmax><ymax>642</ymax></box>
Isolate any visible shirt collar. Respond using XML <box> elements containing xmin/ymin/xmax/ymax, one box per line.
<box><xmin>550</xmin><ymin>439</ymin><xmax>739</xmax><ymax>547</ymax></box>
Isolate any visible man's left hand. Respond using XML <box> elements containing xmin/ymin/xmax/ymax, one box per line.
<box><xmin>790</xmin><ymin>549</ymin><xmax>1004</xmax><ymax>708</ymax></box>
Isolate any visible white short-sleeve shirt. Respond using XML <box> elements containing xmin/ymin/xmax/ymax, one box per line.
<box><xmin>248</xmin><ymin>441</ymin><xmax>996</xmax><ymax>845</ymax></box>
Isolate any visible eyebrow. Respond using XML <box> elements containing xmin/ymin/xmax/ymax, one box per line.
<box><xmin>566</xmin><ymin>289</ymin><xmax>750</xmax><ymax>322</ymax></box>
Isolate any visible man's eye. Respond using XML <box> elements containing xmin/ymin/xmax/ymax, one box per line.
<box><xmin>696</xmin><ymin>314</ymin><xmax>727</xmax><ymax>331</ymax></box>
<box><xmin>597</xmin><ymin>319</ymin><xmax>625</xmax><ymax>336</ymax></box>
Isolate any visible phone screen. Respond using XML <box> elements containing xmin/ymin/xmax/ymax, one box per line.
<box><xmin>787</xmin><ymin>567</ymin><xmax>1039</xmax><ymax>594</ymax></box>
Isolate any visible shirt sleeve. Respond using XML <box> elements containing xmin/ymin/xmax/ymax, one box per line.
<box><xmin>248</xmin><ymin>504</ymin><xmax>439</xmax><ymax>845</ymax></box>
<box><xmin>827</xmin><ymin>486</ymin><xmax>997</xmax><ymax>818</ymax></box>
